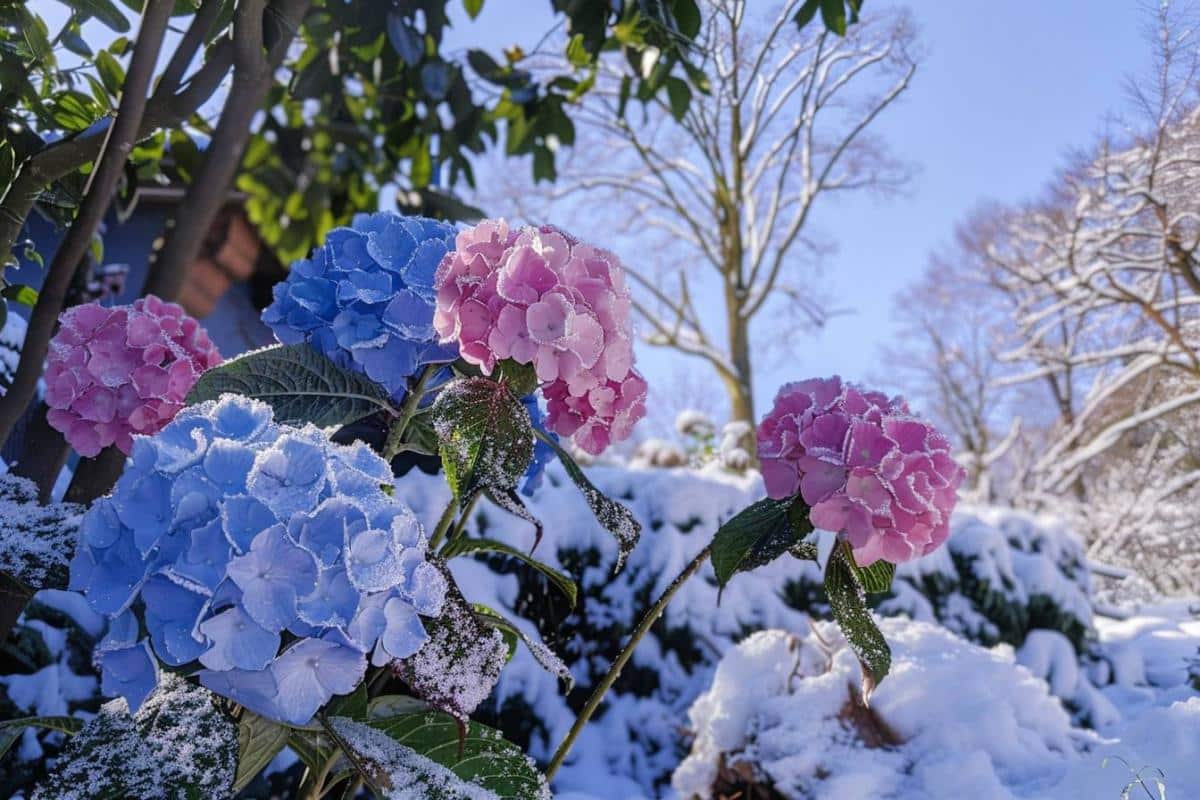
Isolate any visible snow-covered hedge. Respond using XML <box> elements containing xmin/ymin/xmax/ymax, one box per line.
<box><xmin>672</xmin><ymin>620</ymin><xmax>1200</xmax><ymax>799</ymax></box>
<box><xmin>390</xmin><ymin>465</ymin><xmax>1111</xmax><ymax>794</ymax></box>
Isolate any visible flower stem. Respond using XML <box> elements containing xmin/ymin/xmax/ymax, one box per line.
<box><xmin>544</xmin><ymin>542</ymin><xmax>713</xmax><ymax>781</ymax></box>
<box><xmin>441</xmin><ymin>493</ymin><xmax>480</xmax><ymax>554</ymax></box>
<box><xmin>381</xmin><ymin>365</ymin><xmax>437</xmax><ymax>462</ymax></box>
<box><xmin>427</xmin><ymin>500</ymin><xmax>458</xmax><ymax>552</ymax></box>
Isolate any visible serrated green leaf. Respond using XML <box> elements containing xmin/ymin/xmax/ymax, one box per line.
<box><xmin>710</xmin><ymin>497</ymin><xmax>813</xmax><ymax>589</ymax></box>
<box><xmin>820</xmin><ymin>0</ymin><xmax>848</xmax><ymax>35</ymax></box>
<box><xmin>186</xmin><ymin>344</ymin><xmax>398</xmax><ymax>427</ymax></box>
<box><xmin>231</xmin><ymin>712</ymin><xmax>289</xmax><ymax>793</ymax></box>
<box><xmin>73</xmin><ymin>0</ymin><xmax>131</xmax><ymax>32</ymax></box>
<box><xmin>446</xmin><ymin>537</ymin><xmax>577</xmax><ymax>607</ymax></box>
<box><xmin>840</xmin><ymin>541</ymin><xmax>895</xmax><ymax>593</ymax></box>
<box><xmin>532</xmin><ymin>429</ymin><xmax>641</xmax><ymax>572</ymax></box>
<box><xmin>430</xmin><ymin>377</ymin><xmax>533</xmax><ymax>508</ymax></box>
<box><xmin>462</xmin><ymin>0</ymin><xmax>484</xmax><ymax>19</ymax></box>
<box><xmin>825</xmin><ymin>548</ymin><xmax>891</xmax><ymax>690</ymax></box>
<box><xmin>365</xmin><ymin>711</ymin><xmax>549</xmax><ymax>799</ymax></box>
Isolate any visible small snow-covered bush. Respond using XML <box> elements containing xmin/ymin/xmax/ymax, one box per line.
<box><xmin>672</xmin><ymin>621</ymin><xmax>1079</xmax><ymax>800</ymax></box>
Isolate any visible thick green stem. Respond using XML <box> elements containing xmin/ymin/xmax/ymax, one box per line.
<box><xmin>382</xmin><ymin>365</ymin><xmax>436</xmax><ymax>461</ymax></box>
<box><xmin>427</xmin><ymin>500</ymin><xmax>458</xmax><ymax>552</ymax></box>
<box><xmin>441</xmin><ymin>493</ymin><xmax>480</xmax><ymax>553</ymax></box>
<box><xmin>545</xmin><ymin>542</ymin><xmax>714</xmax><ymax>781</ymax></box>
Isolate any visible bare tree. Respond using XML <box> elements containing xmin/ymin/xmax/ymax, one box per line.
<box><xmin>482</xmin><ymin>0</ymin><xmax>918</xmax><ymax>426</ymax></box>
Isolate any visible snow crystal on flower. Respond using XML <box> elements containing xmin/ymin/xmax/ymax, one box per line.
<box><xmin>434</xmin><ymin>220</ymin><xmax>647</xmax><ymax>455</ymax></box>
<box><xmin>757</xmin><ymin>376</ymin><xmax>967</xmax><ymax>565</ymax></box>
<box><xmin>0</xmin><ymin>473</ymin><xmax>82</xmax><ymax>589</ymax></box>
<box><xmin>70</xmin><ymin>394</ymin><xmax>445</xmax><ymax>725</ymax></box>
<box><xmin>44</xmin><ymin>296</ymin><xmax>221</xmax><ymax>456</ymax></box>
<box><xmin>262</xmin><ymin>211</ymin><xmax>458</xmax><ymax>400</ymax></box>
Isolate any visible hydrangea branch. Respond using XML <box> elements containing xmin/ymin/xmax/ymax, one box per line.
<box><xmin>381</xmin><ymin>364</ymin><xmax>438</xmax><ymax>462</ymax></box>
<box><xmin>545</xmin><ymin>542</ymin><xmax>714</xmax><ymax>781</ymax></box>
<box><xmin>0</xmin><ymin>0</ymin><xmax>173</xmax><ymax>451</ymax></box>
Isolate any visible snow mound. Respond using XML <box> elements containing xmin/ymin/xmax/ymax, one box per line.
<box><xmin>672</xmin><ymin>620</ymin><xmax>1077</xmax><ymax>800</ymax></box>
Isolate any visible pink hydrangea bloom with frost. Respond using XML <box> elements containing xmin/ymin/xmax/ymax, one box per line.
<box><xmin>45</xmin><ymin>296</ymin><xmax>222</xmax><ymax>456</ymax></box>
<box><xmin>434</xmin><ymin>220</ymin><xmax>646</xmax><ymax>454</ymax></box>
<box><xmin>757</xmin><ymin>376</ymin><xmax>966</xmax><ymax>566</ymax></box>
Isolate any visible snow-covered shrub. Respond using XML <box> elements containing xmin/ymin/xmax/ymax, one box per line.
<box><xmin>630</xmin><ymin>437</ymin><xmax>689</xmax><ymax>468</ymax></box>
<box><xmin>0</xmin><ymin>474</ymin><xmax>82</xmax><ymax>591</ymax></box>
<box><xmin>672</xmin><ymin>621</ymin><xmax>1079</xmax><ymax>799</ymax></box>
<box><xmin>0</xmin><ymin>311</ymin><xmax>26</xmax><ymax>395</ymax></box>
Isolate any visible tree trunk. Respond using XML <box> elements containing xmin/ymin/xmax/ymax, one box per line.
<box><xmin>723</xmin><ymin>280</ymin><xmax>755</xmax><ymax>428</ymax></box>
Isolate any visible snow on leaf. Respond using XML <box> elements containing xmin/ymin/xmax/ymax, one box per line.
<box><xmin>32</xmin><ymin>673</ymin><xmax>238</xmax><ymax>800</ymax></box>
<box><xmin>430</xmin><ymin>377</ymin><xmax>534</xmax><ymax>509</ymax></box>
<box><xmin>326</xmin><ymin>716</ymin><xmax>503</xmax><ymax>800</ymax></box>
<box><xmin>395</xmin><ymin>567</ymin><xmax>508</xmax><ymax>724</ymax></box>
<box><xmin>473</xmin><ymin>604</ymin><xmax>573</xmax><ymax>690</ymax></box>
<box><xmin>709</xmin><ymin>496</ymin><xmax>813</xmax><ymax>591</ymax></box>
<box><xmin>825</xmin><ymin>547</ymin><xmax>891</xmax><ymax>694</ymax></box>
<box><xmin>363</xmin><ymin>710</ymin><xmax>551</xmax><ymax>800</ymax></box>
<box><xmin>0</xmin><ymin>473</ymin><xmax>82</xmax><ymax>590</ymax></box>
<box><xmin>532</xmin><ymin>428</ymin><xmax>641</xmax><ymax>572</ymax></box>
<box><xmin>444</xmin><ymin>537</ymin><xmax>578</xmax><ymax>607</ymax></box>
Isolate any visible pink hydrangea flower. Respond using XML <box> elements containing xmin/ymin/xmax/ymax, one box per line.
<box><xmin>45</xmin><ymin>296</ymin><xmax>222</xmax><ymax>456</ymax></box>
<box><xmin>757</xmin><ymin>376</ymin><xmax>966</xmax><ymax>566</ymax></box>
<box><xmin>434</xmin><ymin>220</ymin><xmax>646</xmax><ymax>455</ymax></box>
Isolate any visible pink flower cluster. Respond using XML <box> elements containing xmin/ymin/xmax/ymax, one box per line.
<box><xmin>46</xmin><ymin>296</ymin><xmax>222</xmax><ymax>457</ymax></box>
<box><xmin>757</xmin><ymin>377</ymin><xmax>966</xmax><ymax>566</ymax></box>
<box><xmin>434</xmin><ymin>220</ymin><xmax>646</xmax><ymax>455</ymax></box>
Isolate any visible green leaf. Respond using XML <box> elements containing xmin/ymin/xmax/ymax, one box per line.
<box><xmin>472</xmin><ymin>603</ymin><xmax>573</xmax><ymax>689</ymax></box>
<box><xmin>366</xmin><ymin>711</ymin><xmax>549</xmax><ymax>798</ymax></box>
<box><xmin>72</xmin><ymin>0</ymin><xmax>131</xmax><ymax>32</ymax></box>
<box><xmin>794</xmin><ymin>0</ymin><xmax>820</xmax><ymax>28</ymax></box>
<box><xmin>532</xmin><ymin>146</ymin><xmax>555</xmax><ymax>183</ymax></box>
<box><xmin>444</xmin><ymin>536</ymin><xmax>578</xmax><ymax>607</ymax></box>
<box><xmin>565</xmin><ymin>33</ymin><xmax>590</xmax><ymax>68</ymax></box>
<box><xmin>462</xmin><ymin>0</ymin><xmax>484</xmax><ymax>19</ymax></box>
<box><xmin>430</xmin><ymin>377</ymin><xmax>533</xmax><ymax>509</ymax></box>
<box><xmin>186</xmin><ymin>344</ymin><xmax>399</xmax><ymax>427</ymax></box>
<box><xmin>825</xmin><ymin>547</ymin><xmax>891</xmax><ymax>692</ymax></box>
<box><xmin>2</xmin><ymin>284</ymin><xmax>38</xmax><ymax>307</ymax></box>
<box><xmin>482</xmin><ymin>488</ymin><xmax>545</xmax><ymax>553</ymax></box>
<box><xmin>95</xmin><ymin>50</ymin><xmax>125</xmax><ymax>96</ymax></box>
<box><xmin>665</xmin><ymin>76</ymin><xmax>691</xmax><ymax>121</ymax></box>
<box><xmin>0</xmin><ymin>714</ymin><xmax>84</xmax><ymax>741</ymax></box>
<box><xmin>710</xmin><ymin>497</ymin><xmax>813</xmax><ymax>589</ymax></box>
<box><xmin>840</xmin><ymin>541</ymin><xmax>895</xmax><ymax>593</ymax></box>
<box><xmin>231</xmin><ymin>712</ymin><xmax>289</xmax><ymax>793</ymax></box>
<box><xmin>532</xmin><ymin>429</ymin><xmax>642</xmax><ymax>572</ymax></box>
<box><xmin>672</xmin><ymin>0</ymin><xmax>702</xmax><ymax>38</ymax></box>
<box><xmin>819</xmin><ymin>0</ymin><xmax>848</xmax><ymax>35</ymax></box>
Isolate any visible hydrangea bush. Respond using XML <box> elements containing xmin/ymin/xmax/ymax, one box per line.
<box><xmin>10</xmin><ymin>212</ymin><xmax>963</xmax><ymax>797</ymax></box>
<box><xmin>44</xmin><ymin>296</ymin><xmax>221</xmax><ymax>456</ymax></box>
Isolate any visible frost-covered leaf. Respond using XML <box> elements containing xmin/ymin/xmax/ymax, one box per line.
<box><xmin>186</xmin><ymin>344</ymin><xmax>398</xmax><ymax>428</ymax></box>
<box><xmin>366</xmin><ymin>710</ymin><xmax>550</xmax><ymax>799</ymax></box>
<box><xmin>0</xmin><ymin>473</ymin><xmax>83</xmax><ymax>590</ymax></box>
<box><xmin>533</xmin><ymin>429</ymin><xmax>641</xmax><ymax>572</ymax></box>
<box><xmin>825</xmin><ymin>547</ymin><xmax>891</xmax><ymax>693</ymax></box>
<box><xmin>231</xmin><ymin>711</ymin><xmax>289</xmax><ymax>793</ymax></box>
<box><xmin>473</xmin><ymin>604</ymin><xmax>573</xmax><ymax>690</ymax></box>
<box><xmin>33</xmin><ymin>674</ymin><xmax>238</xmax><ymax>799</ymax></box>
<box><xmin>328</xmin><ymin>716</ymin><xmax>543</xmax><ymax>799</ymax></box>
<box><xmin>395</xmin><ymin>569</ymin><xmax>508</xmax><ymax>724</ymax></box>
<box><xmin>710</xmin><ymin>497</ymin><xmax>813</xmax><ymax>590</ymax></box>
<box><xmin>483</xmin><ymin>489</ymin><xmax>545</xmax><ymax>553</ymax></box>
<box><xmin>444</xmin><ymin>536</ymin><xmax>577</xmax><ymax>607</ymax></box>
<box><xmin>431</xmin><ymin>377</ymin><xmax>534</xmax><ymax>508</ymax></box>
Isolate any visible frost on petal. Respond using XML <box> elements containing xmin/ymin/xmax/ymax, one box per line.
<box><xmin>269</xmin><ymin>639</ymin><xmax>366</xmax><ymax>725</ymax></box>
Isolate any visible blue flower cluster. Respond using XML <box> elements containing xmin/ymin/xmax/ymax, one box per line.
<box><xmin>72</xmin><ymin>395</ymin><xmax>446</xmax><ymax>725</ymax></box>
<box><xmin>262</xmin><ymin>212</ymin><xmax>458</xmax><ymax>400</ymax></box>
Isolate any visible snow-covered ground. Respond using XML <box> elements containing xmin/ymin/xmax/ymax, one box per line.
<box><xmin>3</xmin><ymin>462</ymin><xmax>1197</xmax><ymax>798</ymax></box>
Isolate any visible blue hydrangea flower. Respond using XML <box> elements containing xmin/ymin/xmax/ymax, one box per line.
<box><xmin>262</xmin><ymin>212</ymin><xmax>459</xmax><ymax>401</ymax></box>
<box><xmin>72</xmin><ymin>394</ymin><xmax>446</xmax><ymax>722</ymax></box>
<box><xmin>520</xmin><ymin>395</ymin><xmax>558</xmax><ymax>496</ymax></box>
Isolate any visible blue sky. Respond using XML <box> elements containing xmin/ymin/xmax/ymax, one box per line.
<box><xmin>445</xmin><ymin>1</ymin><xmax>1152</xmax><ymax>422</ymax></box>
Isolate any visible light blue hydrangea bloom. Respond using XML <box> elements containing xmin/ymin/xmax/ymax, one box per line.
<box><xmin>262</xmin><ymin>212</ymin><xmax>459</xmax><ymax>401</ymax></box>
<box><xmin>71</xmin><ymin>394</ymin><xmax>447</xmax><ymax>725</ymax></box>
